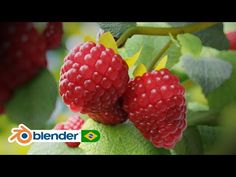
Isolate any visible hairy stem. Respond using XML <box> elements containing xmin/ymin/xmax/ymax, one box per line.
<box><xmin>148</xmin><ymin>39</ymin><xmax>173</xmax><ymax>71</ymax></box>
<box><xmin>116</xmin><ymin>22</ymin><xmax>218</xmax><ymax>47</ymax></box>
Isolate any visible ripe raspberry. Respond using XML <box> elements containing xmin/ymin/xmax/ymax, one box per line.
<box><xmin>59</xmin><ymin>42</ymin><xmax>129</xmax><ymax>125</ymax></box>
<box><xmin>226</xmin><ymin>31</ymin><xmax>236</xmax><ymax>50</ymax></box>
<box><xmin>0</xmin><ymin>22</ymin><xmax>47</xmax><ymax>113</ymax></box>
<box><xmin>43</xmin><ymin>22</ymin><xmax>63</xmax><ymax>50</ymax></box>
<box><xmin>123</xmin><ymin>69</ymin><xmax>187</xmax><ymax>149</ymax></box>
<box><xmin>54</xmin><ymin>115</ymin><xmax>85</xmax><ymax>148</ymax></box>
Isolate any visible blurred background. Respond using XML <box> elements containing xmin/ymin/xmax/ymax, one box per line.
<box><xmin>0</xmin><ymin>22</ymin><xmax>101</xmax><ymax>154</ymax></box>
<box><xmin>0</xmin><ymin>22</ymin><xmax>236</xmax><ymax>154</ymax></box>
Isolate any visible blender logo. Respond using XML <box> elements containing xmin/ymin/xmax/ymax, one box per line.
<box><xmin>8</xmin><ymin>124</ymin><xmax>100</xmax><ymax>146</ymax></box>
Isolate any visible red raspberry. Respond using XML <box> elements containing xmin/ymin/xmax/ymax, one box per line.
<box><xmin>123</xmin><ymin>69</ymin><xmax>187</xmax><ymax>149</ymax></box>
<box><xmin>54</xmin><ymin>115</ymin><xmax>85</xmax><ymax>148</ymax></box>
<box><xmin>226</xmin><ymin>31</ymin><xmax>236</xmax><ymax>50</ymax></box>
<box><xmin>54</xmin><ymin>123</ymin><xmax>65</xmax><ymax>130</ymax></box>
<box><xmin>59</xmin><ymin>42</ymin><xmax>129</xmax><ymax>125</ymax></box>
<box><xmin>0</xmin><ymin>22</ymin><xmax>47</xmax><ymax>113</ymax></box>
<box><xmin>43</xmin><ymin>22</ymin><xmax>63</xmax><ymax>50</ymax></box>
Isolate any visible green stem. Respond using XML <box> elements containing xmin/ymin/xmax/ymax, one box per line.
<box><xmin>187</xmin><ymin>111</ymin><xmax>219</xmax><ymax>126</ymax></box>
<box><xmin>116</xmin><ymin>22</ymin><xmax>218</xmax><ymax>47</ymax></box>
<box><xmin>148</xmin><ymin>39</ymin><xmax>173</xmax><ymax>71</ymax></box>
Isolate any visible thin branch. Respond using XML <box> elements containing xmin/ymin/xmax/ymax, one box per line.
<box><xmin>148</xmin><ymin>39</ymin><xmax>173</xmax><ymax>71</ymax></box>
<box><xmin>116</xmin><ymin>22</ymin><xmax>218</xmax><ymax>47</ymax></box>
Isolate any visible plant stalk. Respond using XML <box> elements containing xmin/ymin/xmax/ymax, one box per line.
<box><xmin>116</xmin><ymin>22</ymin><xmax>218</xmax><ymax>47</ymax></box>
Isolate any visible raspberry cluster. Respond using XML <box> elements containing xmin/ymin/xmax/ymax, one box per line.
<box><xmin>0</xmin><ymin>22</ymin><xmax>63</xmax><ymax>113</ymax></box>
<box><xmin>59</xmin><ymin>42</ymin><xmax>187</xmax><ymax>149</ymax></box>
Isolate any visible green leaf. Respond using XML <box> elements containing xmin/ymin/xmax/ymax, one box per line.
<box><xmin>207</xmin><ymin>51</ymin><xmax>236</xmax><ymax>110</ymax></box>
<box><xmin>98</xmin><ymin>31</ymin><xmax>118</xmax><ymax>53</ymax></box>
<box><xmin>125</xmin><ymin>35</ymin><xmax>170</xmax><ymax>68</ymax></box>
<box><xmin>155</xmin><ymin>55</ymin><xmax>168</xmax><ymax>70</ymax></box>
<box><xmin>80</xmin><ymin>119</ymin><xmax>169</xmax><ymax>154</ymax></box>
<box><xmin>200</xmin><ymin>47</ymin><xmax>220</xmax><ymax>57</ymax></box>
<box><xmin>186</xmin><ymin>102</ymin><xmax>215</xmax><ymax>126</ymax></box>
<box><xmin>29</xmin><ymin>142</ymin><xmax>85</xmax><ymax>155</ymax></box>
<box><xmin>121</xmin><ymin>36</ymin><xmax>181</xmax><ymax>77</ymax></box>
<box><xmin>133</xmin><ymin>63</ymin><xmax>147</xmax><ymax>77</ymax></box>
<box><xmin>188</xmin><ymin>102</ymin><xmax>209</xmax><ymax>112</ymax></box>
<box><xmin>198</xmin><ymin>126</ymin><xmax>221</xmax><ymax>154</ymax></box>
<box><xmin>123</xmin><ymin>35</ymin><xmax>181</xmax><ymax>72</ymax></box>
<box><xmin>6</xmin><ymin>69</ymin><xmax>58</xmax><ymax>129</ymax></box>
<box><xmin>125</xmin><ymin>48</ymin><xmax>142</xmax><ymax>68</ymax></box>
<box><xmin>177</xmin><ymin>33</ymin><xmax>202</xmax><ymax>56</ymax></box>
<box><xmin>212</xmin><ymin>103</ymin><xmax>236</xmax><ymax>154</ymax></box>
<box><xmin>173</xmin><ymin>126</ymin><xmax>204</xmax><ymax>155</ymax></box>
<box><xmin>194</xmin><ymin>23</ymin><xmax>229</xmax><ymax>50</ymax></box>
<box><xmin>98</xmin><ymin>22</ymin><xmax>136</xmax><ymax>39</ymax></box>
<box><xmin>187</xmin><ymin>111</ymin><xmax>218</xmax><ymax>126</ymax></box>
<box><xmin>180</xmin><ymin>55</ymin><xmax>232</xmax><ymax>95</ymax></box>
<box><xmin>164</xmin><ymin>43</ymin><xmax>181</xmax><ymax>69</ymax></box>
<box><xmin>29</xmin><ymin>119</ymin><xmax>170</xmax><ymax>155</ymax></box>
<box><xmin>168</xmin><ymin>23</ymin><xmax>229</xmax><ymax>50</ymax></box>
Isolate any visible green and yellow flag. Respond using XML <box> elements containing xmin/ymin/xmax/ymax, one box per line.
<box><xmin>81</xmin><ymin>130</ymin><xmax>100</xmax><ymax>142</ymax></box>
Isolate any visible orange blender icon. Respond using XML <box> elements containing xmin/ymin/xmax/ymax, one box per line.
<box><xmin>8</xmin><ymin>124</ymin><xmax>32</xmax><ymax>146</ymax></box>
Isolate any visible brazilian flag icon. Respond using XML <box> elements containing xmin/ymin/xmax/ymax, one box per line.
<box><xmin>81</xmin><ymin>130</ymin><xmax>100</xmax><ymax>142</ymax></box>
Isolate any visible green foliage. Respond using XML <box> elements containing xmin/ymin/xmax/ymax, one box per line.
<box><xmin>177</xmin><ymin>33</ymin><xmax>202</xmax><ymax>56</ymax></box>
<box><xmin>194</xmin><ymin>23</ymin><xmax>229</xmax><ymax>50</ymax></box>
<box><xmin>80</xmin><ymin>119</ymin><xmax>169</xmax><ymax>154</ymax></box>
<box><xmin>173</xmin><ymin>126</ymin><xmax>204</xmax><ymax>155</ymax></box>
<box><xmin>188</xmin><ymin>102</ymin><xmax>209</xmax><ymax>112</ymax></box>
<box><xmin>29</xmin><ymin>142</ymin><xmax>85</xmax><ymax>155</ymax></box>
<box><xmin>98</xmin><ymin>22</ymin><xmax>136</xmax><ymax>39</ymax></box>
<box><xmin>122</xmin><ymin>35</ymin><xmax>181</xmax><ymax>74</ymax></box>
<box><xmin>164</xmin><ymin>43</ymin><xmax>181</xmax><ymax>69</ymax></box>
<box><xmin>198</xmin><ymin>126</ymin><xmax>221</xmax><ymax>154</ymax></box>
<box><xmin>168</xmin><ymin>22</ymin><xmax>229</xmax><ymax>50</ymax></box>
<box><xmin>180</xmin><ymin>55</ymin><xmax>232</xmax><ymax>95</ymax></box>
<box><xmin>213</xmin><ymin>103</ymin><xmax>236</xmax><ymax>154</ymax></box>
<box><xmin>207</xmin><ymin>51</ymin><xmax>236</xmax><ymax>110</ymax></box>
<box><xmin>6</xmin><ymin>69</ymin><xmax>58</xmax><ymax>129</ymax></box>
<box><xmin>124</xmin><ymin>35</ymin><xmax>169</xmax><ymax>67</ymax></box>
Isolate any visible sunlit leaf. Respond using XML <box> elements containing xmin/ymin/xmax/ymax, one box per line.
<box><xmin>125</xmin><ymin>48</ymin><xmax>142</xmax><ymax>68</ymax></box>
<box><xmin>133</xmin><ymin>63</ymin><xmax>147</xmax><ymax>77</ymax></box>
<box><xmin>98</xmin><ymin>32</ymin><xmax>118</xmax><ymax>53</ymax></box>
<box><xmin>177</xmin><ymin>33</ymin><xmax>202</xmax><ymax>56</ymax></box>
<box><xmin>155</xmin><ymin>55</ymin><xmax>168</xmax><ymax>70</ymax></box>
<box><xmin>83</xmin><ymin>35</ymin><xmax>96</xmax><ymax>43</ymax></box>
